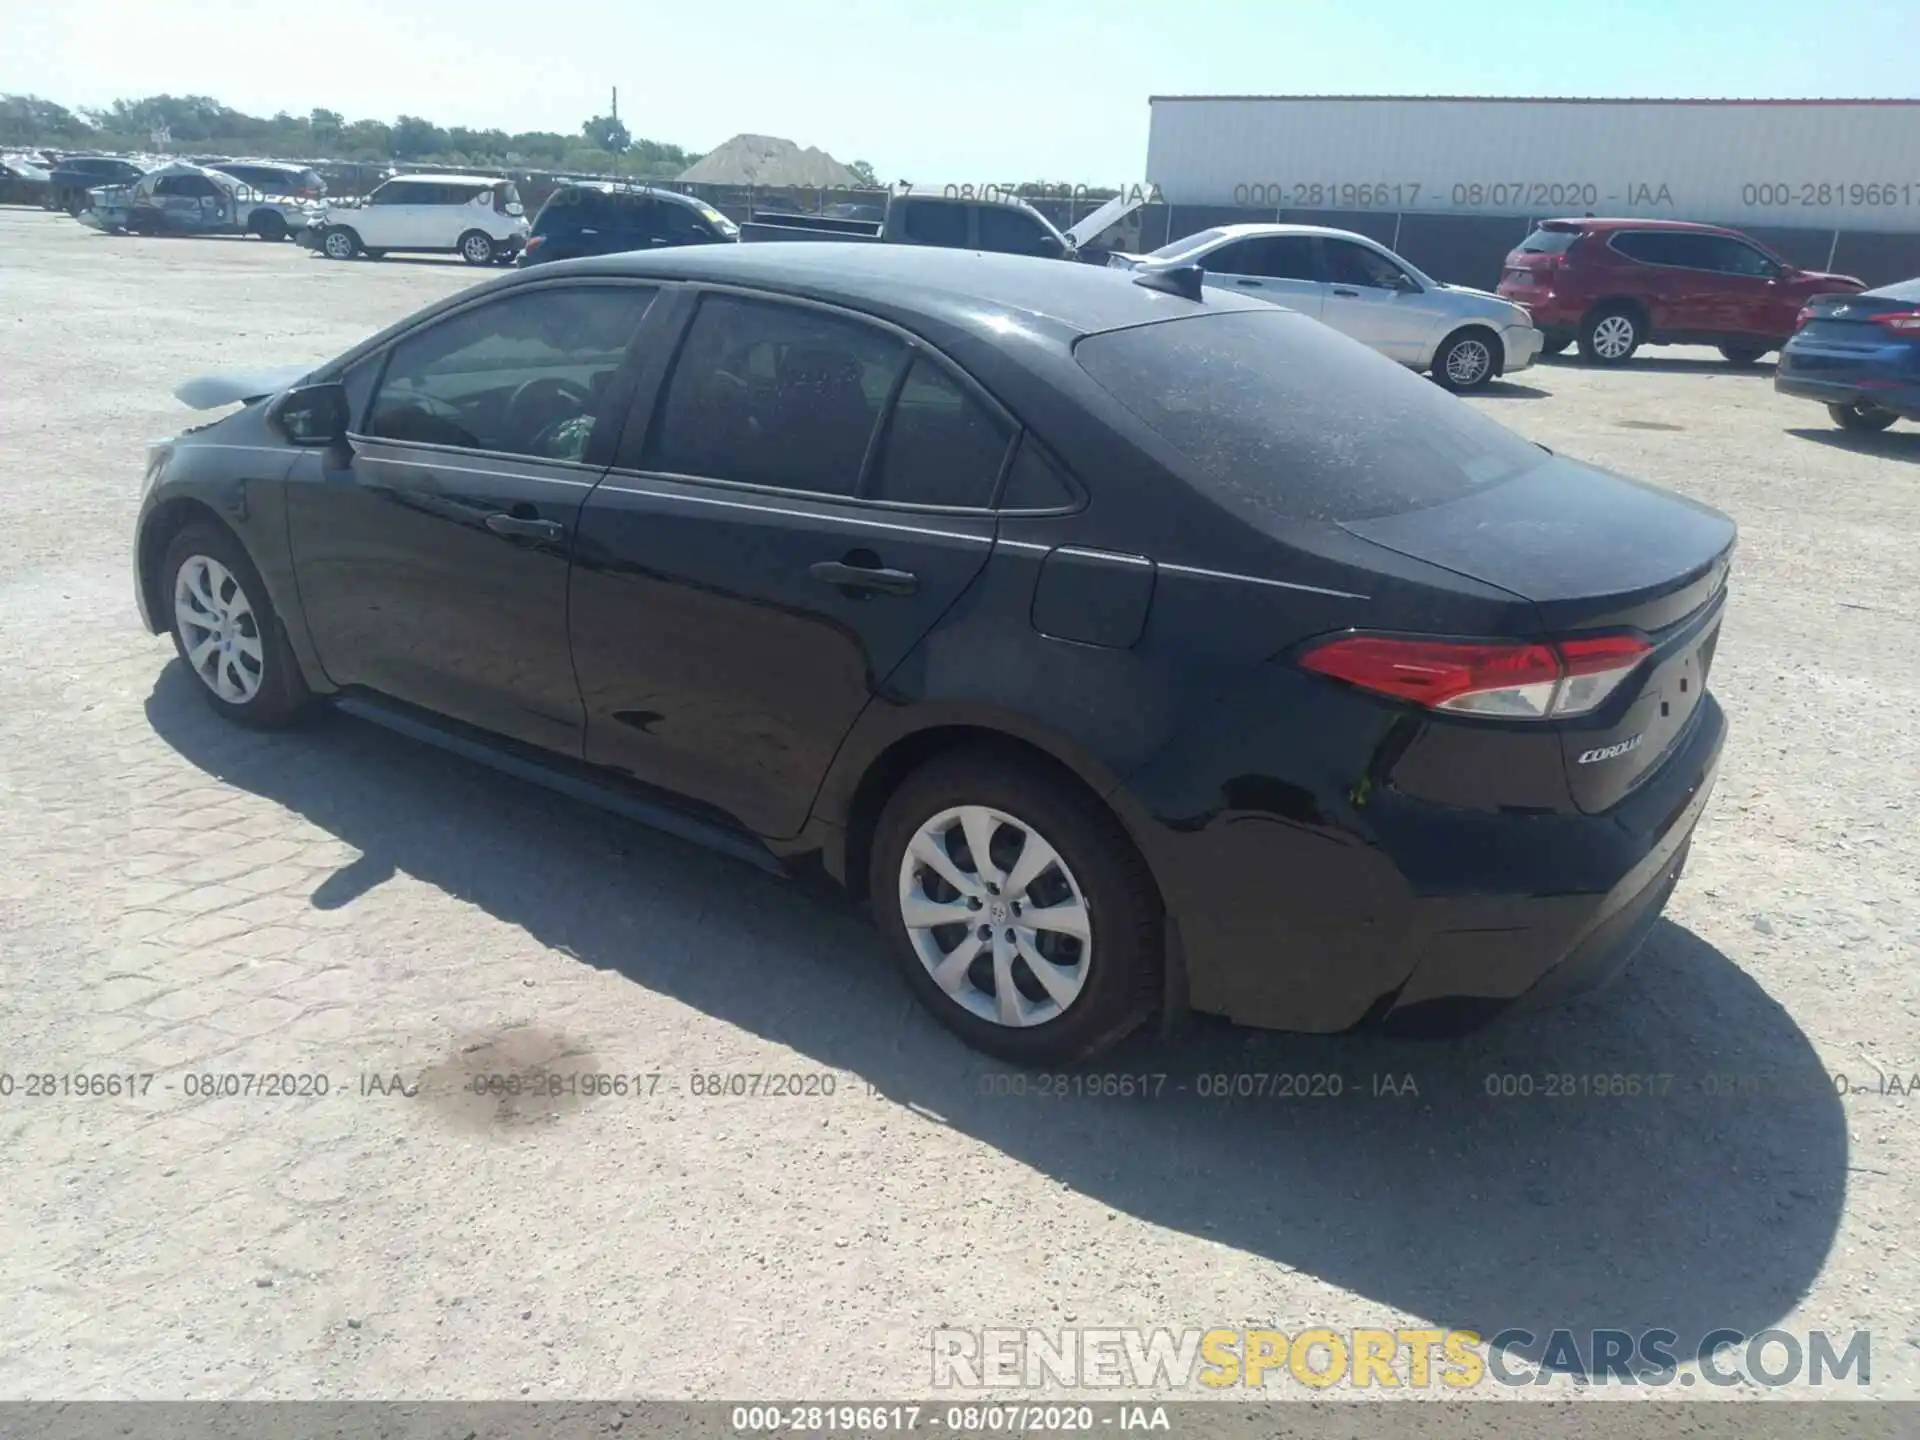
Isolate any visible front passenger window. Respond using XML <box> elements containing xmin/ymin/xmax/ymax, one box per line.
<box><xmin>367</xmin><ymin>286</ymin><xmax>656</xmax><ymax>460</ymax></box>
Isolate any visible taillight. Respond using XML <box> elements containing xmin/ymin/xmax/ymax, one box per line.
<box><xmin>1298</xmin><ymin>632</ymin><xmax>1652</xmax><ymax>720</ymax></box>
<box><xmin>1870</xmin><ymin>309</ymin><xmax>1920</xmax><ymax>333</ymax></box>
<box><xmin>1795</xmin><ymin>305</ymin><xmax>1816</xmax><ymax>329</ymax></box>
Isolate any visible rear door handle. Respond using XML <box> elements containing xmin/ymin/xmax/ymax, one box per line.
<box><xmin>809</xmin><ymin>560</ymin><xmax>919</xmax><ymax>596</ymax></box>
<box><xmin>1332</xmin><ymin>287</ymin><xmax>1360</xmax><ymax>297</ymax></box>
<box><xmin>1233</xmin><ymin>278</ymin><xmax>1262</xmax><ymax>287</ymax></box>
<box><xmin>485</xmin><ymin>513</ymin><xmax>566</xmax><ymax>542</ymax></box>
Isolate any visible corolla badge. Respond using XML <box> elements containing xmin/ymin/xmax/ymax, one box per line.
<box><xmin>1578</xmin><ymin>734</ymin><xmax>1645</xmax><ymax>765</ymax></box>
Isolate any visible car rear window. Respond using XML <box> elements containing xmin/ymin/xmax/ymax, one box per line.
<box><xmin>1518</xmin><ymin>226</ymin><xmax>1582</xmax><ymax>254</ymax></box>
<box><xmin>1074</xmin><ymin>309</ymin><xmax>1547</xmax><ymax>523</ymax></box>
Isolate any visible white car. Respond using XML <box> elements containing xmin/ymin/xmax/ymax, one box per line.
<box><xmin>1109</xmin><ymin>224</ymin><xmax>1542</xmax><ymax>392</ymax></box>
<box><xmin>299</xmin><ymin>173</ymin><xmax>529</xmax><ymax>265</ymax></box>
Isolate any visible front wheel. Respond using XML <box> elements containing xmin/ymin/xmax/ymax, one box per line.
<box><xmin>1719</xmin><ymin>343</ymin><xmax>1768</xmax><ymax>365</ymax></box>
<box><xmin>1830</xmin><ymin>401</ymin><xmax>1898</xmax><ymax>432</ymax></box>
<box><xmin>1432</xmin><ymin>330</ymin><xmax>1497</xmax><ymax>392</ymax></box>
<box><xmin>320</xmin><ymin>226</ymin><xmax>359</xmax><ymax>261</ymax></box>
<box><xmin>870</xmin><ymin>749</ymin><xmax>1162</xmax><ymax>1065</ymax></box>
<box><xmin>161</xmin><ymin>523</ymin><xmax>312</xmax><ymax>728</ymax></box>
<box><xmin>459</xmin><ymin>231</ymin><xmax>496</xmax><ymax>265</ymax></box>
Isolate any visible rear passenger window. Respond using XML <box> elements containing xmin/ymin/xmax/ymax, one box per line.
<box><xmin>645</xmin><ymin>296</ymin><xmax>906</xmax><ymax>495</ymax></box>
<box><xmin>1611</xmin><ymin>231</ymin><xmax>1680</xmax><ymax>266</ymax></box>
<box><xmin>867</xmin><ymin>359</ymin><xmax>1011</xmax><ymax>508</ymax></box>
<box><xmin>899</xmin><ymin>200</ymin><xmax>969</xmax><ymax>247</ymax></box>
<box><xmin>999</xmin><ymin>437</ymin><xmax>1078</xmax><ymax>512</ymax></box>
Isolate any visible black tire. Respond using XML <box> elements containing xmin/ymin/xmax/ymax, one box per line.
<box><xmin>1538</xmin><ymin>334</ymin><xmax>1571</xmax><ymax>357</ymax></box>
<box><xmin>1431</xmin><ymin>328</ymin><xmax>1498</xmax><ymax>393</ymax></box>
<box><xmin>160</xmin><ymin>522</ymin><xmax>312</xmax><ymax>728</ymax></box>
<box><xmin>66</xmin><ymin>193</ymin><xmax>87</xmax><ymax>217</ymax></box>
<box><xmin>251</xmin><ymin>210</ymin><xmax>288</xmax><ymax>242</ymax></box>
<box><xmin>363</xmin><ymin>249</ymin><xmax>387</xmax><ymax>261</ymax></box>
<box><xmin>1719</xmin><ymin>343</ymin><xmax>1768</xmax><ymax>365</ymax></box>
<box><xmin>869</xmin><ymin>747</ymin><xmax>1162</xmax><ymax>1065</ymax></box>
<box><xmin>320</xmin><ymin>226</ymin><xmax>359</xmax><ymax>261</ymax></box>
<box><xmin>458</xmin><ymin>230</ymin><xmax>495</xmax><ymax>266</ymax></box>
<box><xmin>1830</xmin><ymin>401</ymin><xmax>1898</xmax><ymax>433</ymax></box>
<box><xmin>1578</xmin><ymin>305</ymin><xmax>1643</xmax><ymax>365</ymax></box>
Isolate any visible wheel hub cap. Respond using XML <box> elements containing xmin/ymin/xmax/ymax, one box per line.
<box><xmin>1448</xmin><ymin>341</ymin><xmax>1491</xmax><ymax>384</ymax></box>
<box><xmin>173</xmin><ymin>555</ymin><xmax>264</xmax><ymax>704</ymax></box>
<box><xmin>898</xmin><ymin>804</ymin><xmax>1092</xmax><ymax>1029</ymax></box>
<box><xmin>1596</xmin><ymin>317</ymin><xmax>1634</xmax><ymax>356</ymax></box>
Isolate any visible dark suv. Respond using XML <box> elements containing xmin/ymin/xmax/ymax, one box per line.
<box><xmin>519</xmin><ymin>182</ymin><xmax>738</xmax><ymax>266</ymax></box>
<box><xmin>47</xmin><ymin>155</ymin><xmax>147</xmax><ymax>214</ymax></box>
<box><xmin>1498</xmin><ymin>218</ymin><xmax>1864</xmax><ymax>366</ymax></box>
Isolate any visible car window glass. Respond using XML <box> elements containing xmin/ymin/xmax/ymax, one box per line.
<box><xmin>656</xmin><ymin>200</ymin><xmax>713</xmax><ymax>243</ymax></box>
<box><xmin>1519</xmin><ymin>227</ymin><xmax>1581</xmax><ymax>254</ymax></box>
<box><xmin>370</xmin><ymin>182</ymin><xmax>410</xmax><ymax>205</ymax></box>
<box><xmin>1613</xmin><ymin>231</ymin><xmax>1677</xmax><ymax>265</ymax></box>
<box><xmin>367</xmin><ymin>285</ymin><xmax>656</xmax><ymax>462</ymax></box>
<box><xmin>1323</xmin><ymin>240</ymin><xmax>1406</xmax><ymax>289</ymax></box>
<box><xmin>899</xmin><ymin>200</ymin><xmax>969</xmax><ymax>247</ymax></box>
<box><xmin>1077</xmin><ymin>309</ymin><xmax>1547</xmax><ymax>524</ymax></box>
<box><xmin>977</xmin><ymin>205</ymin><xmax>1057</xmax><ymax>257</ymax></box>
<box><xmin>644</xmin><ymin>295</ymin><xmax>906</xmax><ymax>496</ymax></box>
<box><xmin>153</xmin><ymin>176</ymin><xmax>187</xmax><ymax>197</ymax></box>
<box><xmin>611</xmin><ymin>192</ymin><xmax>654</xmax><ymax>235</ymax></box>
<box><xmin>1705</xmin><ymin>237</ymin><xmax>1776</xmax><ymax>277</ymax></box>
<box><xmin>868</xmin><ymin>358</ymin><xmax>1012</xmax><ymax>507</ymax></box>
<box><xmin>998</xmin><ymin>436</ymin><xmax>1077</xmax><ymax>511</ymax></box>
<box><xmin>1242</xmin><ymin>235</ymin><xmax>1321</xmax><ymax>281</ymax></box>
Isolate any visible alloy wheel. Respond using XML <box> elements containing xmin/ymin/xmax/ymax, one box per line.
<box><xmin>173</xmin><ymin>555</ymin><xmax>265</xmax><ymax>704</ymax></box>
<box><xmin>1592</xmin><ymin>315</ymin><xmax>1637</xmax><ymax>359</ymax></box>
<box><xmin>322</xmin><ymin>230</ymin><xmax>354</xmax><ymax>260</ymax></box>
<box><xmin>1444</xmin><ymin>338</ymin><xmax>1493</xmax><ymax>387</ymax></box>
<box><xmin>463</xmin><ymin>234</ymin><xmax>493</xmax><ymax>263</ymax></box>
<box><xmin>897</xmin><ymin>804</ymin><xmax>1092</xmax><ymax>1028</ymax></box>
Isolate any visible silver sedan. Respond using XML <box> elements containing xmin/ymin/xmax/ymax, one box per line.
<box><xmin>1110</xmin><ymin>223</ymin><xmax>1543</xmax><ymax>391</ymax></box>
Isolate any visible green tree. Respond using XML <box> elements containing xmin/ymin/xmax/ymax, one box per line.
<box><xmin>582</xmin><ymin>114</ymin><xmax>631</xmax><ymax>154</ymax></box>
<box><xmin>391</xmin><ymin>114</ymin><xmax>449</xmax><ymax>160</ymax></box>
<box><xmin>848</xmin><ymin>159</ymin><xmax>878</xmax><ymax>187</ymax></box>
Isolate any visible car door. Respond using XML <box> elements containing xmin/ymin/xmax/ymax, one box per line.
<box><xmin>1610</xmin><ymin>231</ymin><xmax>1706</xmax><ymax>334</ymax></box>
<box><xmin>1319</xmin><ymin>238</ymin><xmax>1430</xmax><ymax>360</ymax></box>
<box><xmin>569</xmin><ymin>289</ymin><xmax>1011</xmax><ymax>838</ymax></box>
<box><xmin>1698</xmin><ymin>233</ymin><xmax>1796</xmax><ymax>338</ymax></box>
<box><xmin>353</xmin><ymin>179</ymin><xmax>408</xmax><ymax>247</ymax></box>
<box><xmin>896</xmin><ymin>198</ymin><xmax>970</xmax><ymax>249</ymax></box>
<box><xmin>284</xmin><ymin>280</ymin><xmax>661</xmax><ymax>754</ymax></box>
<box><xmin>1199</xmin><ymin>235</ymin><xmax>1326</xmax><ymax>317</ymax></box>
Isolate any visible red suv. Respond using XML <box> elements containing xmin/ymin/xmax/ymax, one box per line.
<box><xmin>1497</xmin><ymin>218</ymin><xmax>1864</xmax><ymax>366</ymax></box>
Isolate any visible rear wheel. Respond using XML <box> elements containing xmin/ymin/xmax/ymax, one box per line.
<box><xmin>458</xmin><ymin>230</ymin><xmax>496</xmax><ymax>265</ymax></box>
<box><xmin>1579</xmin><ymin>306</ymin><xmax>1643</xmax><ymax>365</ymax></box>
<box><xmin>1719</xmin><ymin>342</ymin><xmax>1768</xmax><ymax>365</ymax></box>
<box><xmin>161</xmin><ymin>523</ymin><xmax>312</xmax><ymax>728</ymax></box>
<box><xmin>1432</xmin><ymin>329</ymin><xmax>1498</xmax><ymax>392</ymax></box>
<box><xmin>251</xmin><ymin>211</ymin><xmax>288</xmax><ymax>242</ymax></box>
<box><xmin>320</xmin><ymin>226</ymin><xmax>359</xmax><ymax>260</ymax></box>
<box><xmin>870</xmin><ymin>748</ymin><xmax>1162</xmax><ymax>1066</ymax></box>
<box><xmin>1830</xmin><ymin>401</ymin><xmax>1898</xmax><ymax>432</ymax></box>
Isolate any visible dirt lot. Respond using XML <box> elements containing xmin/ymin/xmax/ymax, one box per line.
<box><xmin>0</xmin><ymin>208</ymin><xmax>1915</xmax><ymax>1406</ymax></box>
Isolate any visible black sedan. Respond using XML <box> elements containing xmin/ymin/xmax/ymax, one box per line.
<box><xmin>134</xmin><ymin>244</ymin><xmax>1732</xmax><ymax>1064</ymax></box>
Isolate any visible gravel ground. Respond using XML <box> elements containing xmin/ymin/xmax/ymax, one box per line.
<box><xmin>0</xmin><ymin>208</ymin><xmax>1914</xmax><ymax>1407</ymax></box>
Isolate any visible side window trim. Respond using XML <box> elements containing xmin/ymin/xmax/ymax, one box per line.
<box><xmin>345</xmin><ymin>277</ymin><xmax>662</xmax><ymax>469</ymax></box>
<box><xmin>613</xmin><ymin>281</ymin><xmax>1028</xmax><ymax>515</ymax></box>
<box><xmin>990</xmin><ymin>431</ymin><xmax>1086</xmax><ymax>516</ymax></box>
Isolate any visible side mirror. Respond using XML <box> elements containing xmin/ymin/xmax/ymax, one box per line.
<box><xmin>271</xmin><ymin>382</ymin><xmax>350</xmax><ymax>447</ymax></box>
<box><xmin>1394</xmin><ymin>272</ymin><xmax>1423</xmax><ymax>293</ymax></box>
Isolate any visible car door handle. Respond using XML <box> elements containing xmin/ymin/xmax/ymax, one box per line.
<box><xmin>1332</xmin><ymin>287</ymin><xmax>1360</xmax><ymax>297</ymax></box>
<box><xmin>1233</xmin><ymin>278</ymin><xmax>1262</xmax><ymax>287</ymax></box>
<box><xmin>485</xmin><ymin>513</ymin><xmax>566</xmax><ymax>542</ymax></box>
<box><xmin>809</xmin><ymin>560</ymin><xmax>919</xmax><ymax>596</ymax></box>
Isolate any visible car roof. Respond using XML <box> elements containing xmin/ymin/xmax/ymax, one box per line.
<box><xmin>512</xmin><ymin>242</ymin><xmax>1274</xmax><ymax>340</ymax></box>
<box><xmin>1537</xmin><ymin>216</ymin><xmax>1740</xmax><ymax>234</ymax></box>
<box><xmin>548</xmin><ymin>180</ymin><xmax>704</xmax><ymax>207</ymax></box>
<box><xmin>385</xmin><ymin>172</ymin><xmax>507</xmax><ymax>186</ymax></box>
<box><xmin>1186</xmin><ymin>222</ymin><xmax>1383</xmax><ymax>244</ymax></box>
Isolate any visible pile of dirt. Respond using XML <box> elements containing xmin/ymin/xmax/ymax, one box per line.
<box><xmin>678</xmin><ymin>134</ymin><xmax>862</xmax><ymax>188</ymax></box>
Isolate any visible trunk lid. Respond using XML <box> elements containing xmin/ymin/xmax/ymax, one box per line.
<box><xmin>1341</xmin><ymin>458</ymin><xmax>1734</xmax><ymax>813</ymax></box>
<box><xmin>1793</xmin><ymin>287</ymin><xmax>1920</xmax><ymax>352</ymax></box>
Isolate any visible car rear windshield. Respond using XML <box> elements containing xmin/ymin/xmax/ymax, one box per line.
<box><xmin>1147</xmin><ymin>228</ymin><xmax>1228</xmax><ymax>263</ymax></box>
<box><xmin>1517</xmin><ymin>226</ymin><xmax>1582</xmax><ymax>254</ymax></box>
<box><xmin>1074</xmin><ymin>309</ymin><xmax>1547</xmax><ymax>523</ymax></box>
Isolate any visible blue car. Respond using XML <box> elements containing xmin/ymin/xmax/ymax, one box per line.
<box><xmin>1776</xmin><ymin>277</ymin><xmax>1920</xmax><ymax>432</ymax></box>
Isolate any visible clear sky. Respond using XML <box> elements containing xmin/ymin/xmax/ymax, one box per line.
<box><xmin>5</xmin><ymin>0</ymin><xmax>1915</xmax><ymax>179</ymax></box>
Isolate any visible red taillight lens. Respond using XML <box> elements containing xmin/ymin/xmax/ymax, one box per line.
<box><xmin>1795</xmin><ymin>305</ymin><xmax>1816</xmax><ymax>329</ymax></box>
<box><xmin>1298</xmin><ymin>632</ymin><xmax>1652</xmax><ymax>720</ymax></box>
<box><xmin>1871</xmin><ymin>310</ymin><xmax>1920</xmax><ymax>333</ymax></box>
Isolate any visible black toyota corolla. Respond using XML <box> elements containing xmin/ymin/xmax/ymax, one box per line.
<box><xmin>134</xmin><ymin>243</ymin><xmax>1732</xmax><ymax>1064</ymax></box>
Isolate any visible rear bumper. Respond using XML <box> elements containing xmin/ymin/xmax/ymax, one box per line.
<box><xmin>1140</xmin><ymin>691</ymin><xmax>1727</xmax><ymax>1035</ymax></box>
<box><xmin>1775</xmin><ymin>364</ymin><xmax>1920</xmax><ymax>417</ymax></box>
